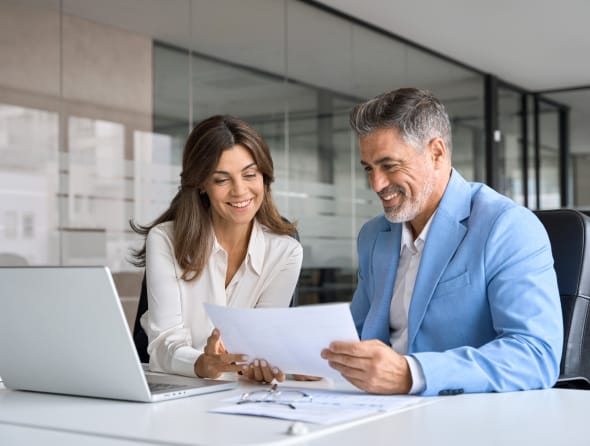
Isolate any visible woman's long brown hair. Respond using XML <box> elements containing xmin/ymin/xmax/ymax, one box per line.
<box><xmin>130</xmin><ymin>115</ymin><xmax>296</xmax><ymax>281</ymax></box>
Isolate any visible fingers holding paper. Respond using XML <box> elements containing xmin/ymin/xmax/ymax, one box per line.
<box><xmin>203</xmin><ymin>327</ymin><xmax>227</xmax><ymax>355</ymax></box>
<box><xmin>195</xmin><ymin>328</ymin><xmax>284</xmax><ymax>382</ymax></box>
<box><xmin>242</xmin><ymin>358</ymin><xmax>285</xmax><ymax>383</ymax></box>
<box><xmin>321</xmin><ymin>339</ymin><xmax>412</xmax><ymax>394</ymax></box>
<box><xmin>194</xmin><ymin>328</ymin><xmax>246</xmax><ymax>379</ymax></box>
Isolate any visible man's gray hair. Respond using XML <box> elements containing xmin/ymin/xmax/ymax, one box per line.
<box><xmin>349</xmin><ymin>88</ymin><xmax>452</xmax><ymax>153</ymax></box>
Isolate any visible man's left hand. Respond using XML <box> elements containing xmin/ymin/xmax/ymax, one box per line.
<box><xmin>321</xmin><ymin>339</ymin><xmax>412</xmax><ymax>394</ymax></box>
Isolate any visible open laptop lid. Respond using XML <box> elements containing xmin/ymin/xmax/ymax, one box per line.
<box><xmin>0</xmin><ymin>266</ymin><xmax>236</xmax><ymax>402</ymax></box>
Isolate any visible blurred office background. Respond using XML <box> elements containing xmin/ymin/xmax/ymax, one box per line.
<box><xmin>1</xmin><ymin>0</ymin><xmax>588</xmax><ymax>325</ymax></box>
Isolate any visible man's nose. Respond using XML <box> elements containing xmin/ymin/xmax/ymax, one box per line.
<box><xmin>370</xmin><ymin>170</ymin><xmax>388</xmax><ymax>194</ymax></box>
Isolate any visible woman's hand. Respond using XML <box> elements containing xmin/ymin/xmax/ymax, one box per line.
<box><xmin>241</xmin><ymin>359</ymin><xmax>285</xmax><ymax>384</ymax></box>
<box><xmin>195</xmin><ymin>329</ymin><xmax>284</xmax><ymax>383</ymax></box>
<box><xmin>194</xmin><ymin>328</ymin><xmax>247</xmax><ymax>379</ymax></box>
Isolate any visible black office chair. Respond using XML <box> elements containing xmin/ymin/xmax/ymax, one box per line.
<box><xmin>133</xmin><ymin>221</ymin><xmax>301</xmax><ymax>363</ymax></box>
<box><xmin>133</xmin><ymin>273</ymin><xmax>150</xmax><ymax>364</ymax></box>
<box><xmin>534</xmin><ymin>209</ymin><xmax>590</xmax><ymax>389</ymax></box>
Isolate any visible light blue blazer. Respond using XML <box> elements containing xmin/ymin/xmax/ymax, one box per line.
<box><xmin>350</xmin><ymin>169</ymin><xmax>563</xmax><ymax>396</ymax></box>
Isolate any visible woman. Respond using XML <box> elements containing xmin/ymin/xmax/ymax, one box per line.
<box><xmin>130</xmin><ymin>115</ymin><xmax>302</xmax><ymax>383</ymax></box>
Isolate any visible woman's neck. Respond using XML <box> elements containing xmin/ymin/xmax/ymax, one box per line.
<box><xmin>212</xmin><ymin>218</ymin><xmax>254</xmax><ymax>288</ymax></box>
<box><xmin>212</xmin><ymin>218</ymin><xmax>253</xmax><ymax>255</ymax></box>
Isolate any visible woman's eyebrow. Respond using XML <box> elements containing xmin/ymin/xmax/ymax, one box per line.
<box><xmin>213</xmin><ymin>162</ymin><xmax>257</xmax><ymax>175</ymax></box>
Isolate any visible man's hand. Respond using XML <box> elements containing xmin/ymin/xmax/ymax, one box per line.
<box><xmin>292</xmin><ymin>374</ymin><xmax>322</xmax><ymax>381</ymax></box>
<box><xmin>321</xmin><ymin>339</ymin><xmax>412</xmax><ymax>394</ymax></box>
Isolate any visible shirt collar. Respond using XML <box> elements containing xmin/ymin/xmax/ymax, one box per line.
<box><xmin>248</xmin><ymin>219</ymin><xmax>265</xmax><ymax>276</ymax></box>
<box><xmin>400</xmin><ymin>211</ymin><xmax>436</xmax><ymax>254</ymax></box>
<box><xmin>211</xmin><ymin>219</ymin><xmax>265</xmax><ymax>276</ymax></box>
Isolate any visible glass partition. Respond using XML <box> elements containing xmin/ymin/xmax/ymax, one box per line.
<box><xmin>284</xmin><ymin>3</ymin><xmax>357</xmax><ymax>303</ymax></box>
<box><xmin>0</xmin><ymin>0</ymin><xmax>60</xmax><ymax>267</ymax></box>
<box><xmin>537</xmin><ymin>99</ymin><xmax>561</xmax><ymax>209</ymax></box>
<box><xmin>0</xmin><ymin>0</ymin><xmax>494</xmax><ymax>316</ymax></box>
<box><xmin>525</xmin><ymin>94</ymin><xmax>537</xmax><ymax>206</ymax></box>
<box><xmin>496</xmin><ymin>86</ymin><xmax>525</xmax><ymax>204</ymax></box>
<box><xmin>543</xmin><ymin>88</ymin><xmax>590</xmax><ymax>208</ymax></box>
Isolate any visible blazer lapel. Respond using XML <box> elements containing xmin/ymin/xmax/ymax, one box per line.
<box><xmin>407</xmin><ymin>170</ymin><xmax>471</xmax><ymax>351</ymax></box>
<box><xmin>363</xmin><ymin>224</ymin><xmax>401</xmax><ymax>343</ymax></box>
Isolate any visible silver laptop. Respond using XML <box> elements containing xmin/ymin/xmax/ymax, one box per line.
<box><xmin>0</xmin><ymin>266</ymin><xmax>237</xmax><ymax>402</ymax></box>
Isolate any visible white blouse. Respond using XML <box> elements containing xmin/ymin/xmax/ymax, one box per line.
<box><xmin>141</xmin><ymin>219</ymin><xmax>303</xmax><ymax>377</ymax></box>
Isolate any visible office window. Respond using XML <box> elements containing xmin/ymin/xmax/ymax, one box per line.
<box><xmin>3</xmin><ymin>211</ymin><xmax>18</xmax><ymax>239</ymax></box>
<box><xmin>19</xmin><ymin>1</ymin><xmax>582</xmax><ymax>307</ymax></box>
<box><xmin>543</xmin><ymin>88</ymin><xmax>590</xmax><ymax>208</ymax></box>
<box><xmin>537</xmin><ymin>101</ymin><xmax>561</xmax><ymax>209</ymax></box>
<box><xmin>22</xmin><ymin>213</ymin><xmax>35</xmax><ymax>239</ymax></box>
<box><xmin>0</xmin><ymin>102</ymin><xmax>58</xmax><ymax>264</ymax></box>
<box><xmin>496</xmin><ymin>87</ymin><xmax>525</xmax><ymax>204</ymax></box>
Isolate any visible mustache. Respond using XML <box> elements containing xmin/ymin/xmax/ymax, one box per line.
<box><xmin>377</xmin><ymin>186</ymin><xmax>406</xmax><ymax>199</ymax></box>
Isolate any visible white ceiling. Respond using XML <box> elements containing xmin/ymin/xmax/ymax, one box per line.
<box><xmin>62</xmin><ymin>0</ymin><xmax>590</xmax><ymax>92</ymax></box>
<box><xmin>316</xmin><ymin>0</ymin><xmax>590</xmax><ymax>91</ymax></box>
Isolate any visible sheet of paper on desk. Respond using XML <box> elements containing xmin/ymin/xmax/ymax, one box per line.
<box><xmin>211</xmin><ymin>389</ymin><xmax>429</xmax><ymax>425</ymax></box>
<box><xmin>204</xmin><ymin>303</ymin><xmax>359</xmax><ymax>378</ymax></box>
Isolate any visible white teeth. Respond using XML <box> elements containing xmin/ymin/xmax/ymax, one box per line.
<box><xmin>382</xmin><ymin>192</ymin><xmax>399</xmax><ymax>201</ymax></box>
<box><xmin>229</xmin><ymin>199</ymin><xmax>251</xmax><ymax>208</ymax></box>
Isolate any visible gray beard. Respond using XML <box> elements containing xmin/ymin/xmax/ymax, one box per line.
<box><xmin>383</xmin><ymin>178</ymin><xmax>435</xmax><ymax>223</ymax></box>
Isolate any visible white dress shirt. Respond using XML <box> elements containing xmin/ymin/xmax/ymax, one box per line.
<box><xmin>141</xmin><ymin>219</ymin><xmax>303</xmax><ymax>377</ymax></box>
<box><xmin>389</xmin><ymin>213</ymin><xmax>435</xmax><ymax>393</ymax></box>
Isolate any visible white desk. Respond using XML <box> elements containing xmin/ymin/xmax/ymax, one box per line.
<box><xmin>0</xmin><ymin>381</ymin><xmax>588</xmax><ymax>446</ymax></box>
<box><xmin>0</xmin><ymin>424</ymin><xmax>154</xmax><ymax>446</ymax></box>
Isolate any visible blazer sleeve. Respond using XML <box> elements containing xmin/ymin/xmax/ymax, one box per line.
<box><xmin>412</xmin><ymin>206</ymin><xmax>563</xmax><ymax>395</ymax></box>
<box><xmin>350</xmin><ymin>223</ymin><xmax>374</xmax><ymax>336</ymax></box>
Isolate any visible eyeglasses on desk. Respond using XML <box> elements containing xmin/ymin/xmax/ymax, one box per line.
<box><xmin>238</xmin><ymin>383</ymin><xmax>312</xmax><ymax>409</ymax></box>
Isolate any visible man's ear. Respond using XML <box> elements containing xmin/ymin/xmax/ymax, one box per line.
<box><xmin>428</xmin><ymin>137</ymin><xmax>447</xmax><ymax>167</ymax></box>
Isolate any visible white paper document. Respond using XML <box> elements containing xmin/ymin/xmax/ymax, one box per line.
<box><xmin>204</xmin><ymin>303</ymin><xmax>359</xmax><ymax>378</ymax></box>
<box><xmin>211</xmin><ymin>388</ymin><xmax>430</xmax><ymax>425</ymax></box>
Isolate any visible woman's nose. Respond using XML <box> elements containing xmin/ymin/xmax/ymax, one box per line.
<box><xmin>231</xmin><ymin>178</ymin><xmax>247</xmax><ymax>195</ymax></box>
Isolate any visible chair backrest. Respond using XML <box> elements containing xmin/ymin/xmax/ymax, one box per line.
<box><xmin>132</xmin><ymin>274</ymin><xmax>150</xmax><ymax>364</ymax></box>
<box><xmin>133</xmin><ymin>220</ymin><xmax>300</xmax><ymax>363</ymax></box>
<box><xmin>534</xmin><ymin>209</ymin><xmax>590</xmax><ymax>388</ymax></box>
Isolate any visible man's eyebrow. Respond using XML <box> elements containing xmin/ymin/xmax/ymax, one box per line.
<box><xmin>360</xmin><ymin>157</ymin><xmax>396</xmax><ymax>166</ymax></box>
<box><xmin>213</xmin><ymin>162</ymin><xmax>257</xmax><ymax>175</ymax></box>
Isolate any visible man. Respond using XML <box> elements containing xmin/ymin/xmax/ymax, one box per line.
<box><xmin>321</xmin><ymin>88</ymin><xmax>563</xmax><ymax>396</ymax></box>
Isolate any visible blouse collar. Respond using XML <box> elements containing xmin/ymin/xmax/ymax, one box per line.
<box><xmin>211</xmin><ymin>219</ymin><xmax>265</xmax><ymax>276</ymax></box>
